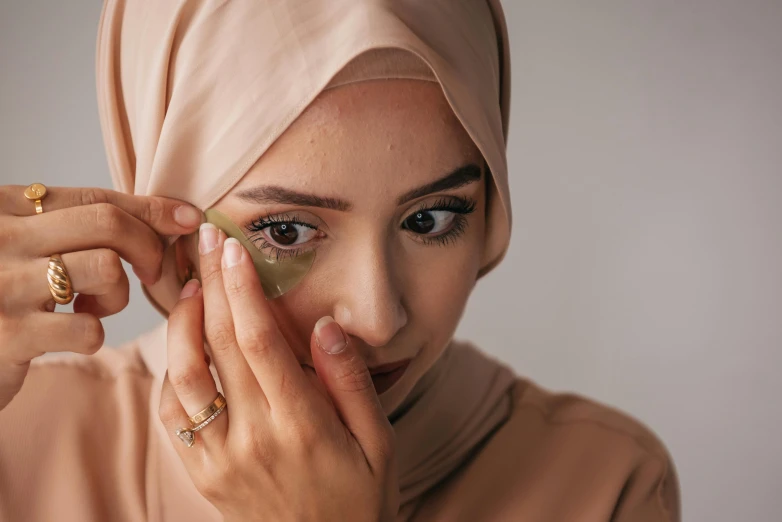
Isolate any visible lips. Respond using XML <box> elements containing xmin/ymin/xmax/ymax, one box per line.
<box><xmin>369</xmin><ymin>359</ymin><xmax>411</xmax><ymax>394</ymax></box>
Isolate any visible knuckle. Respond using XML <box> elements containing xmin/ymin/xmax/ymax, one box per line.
<box><xmin>168</xmin><ymin>365</ymin><xmax>208</xmax><ymax>392</ymax></box>
<box><xmin>142</xmin><ymin>197</ymin><xmax>166</xmax><ymax>227</ymax></box>
<box><xmin>223</xmin><ymin>275</ymin><xmax>246</xmax><ymax>298</ymax></box>
<box><xmin>77</xmin><ymin>316</ymin><xmax>105</xmax><ymax>353</ymax></box>
<box><xmin>333</xmin><ymin>355</ymin><xmax>374</xmax><ymax>393</ymax></box>
<box><xmin>199</xmin><ymin>262</ymin><xmax>222</xmax><ymax>286</ymax></box>
<box><xmin>77</xmin><ymin>188</ymin><xmax>109</xmax><ymax>207</ymax></box>
<box><xmin>93</xmin><ymin>249</ymin><xmax>124</xmax><ymax>285</ymax></box>
<box><xmin>238</xmin><ymin>323</ymin><xmax>278</xmax><ymax>354</ymax></box>
<box><xmin>206</xmin><ymin>322</ymin><xmax>236</xmax><ymax>352</ymax></box>
<box><xmin>92</xmin><ymin>203</ymin><xmax>124</xmax><ymax>237</ymax></box>
<box><xmin>196</xmin><ymin>477</ymin><xmax>224</xmax><ymax>503</ymax></box>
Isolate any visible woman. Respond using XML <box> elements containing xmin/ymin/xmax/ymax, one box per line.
<box><xmin>0</xmin><ymin>0</ymin><xmax>680</xmax><ymax>521</ymax></box>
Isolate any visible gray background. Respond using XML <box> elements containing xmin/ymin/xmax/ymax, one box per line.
<box><xmin>2</xmin><ymin>1</ymin><xmax>781</xmax><ymax>520</ymax></box>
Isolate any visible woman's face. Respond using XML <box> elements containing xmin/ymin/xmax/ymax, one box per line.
<box><xmin>183</xmin><ymin>80</ymin><xmax>486</xmax><ymax>417</ymax></box>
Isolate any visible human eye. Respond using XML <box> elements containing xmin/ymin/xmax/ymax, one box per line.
<box><xmin>245</xmin><ymin>213</ymin><xmax>322</xmax><ymax>260</ymax></box>
<box><xmin>401</xmin><ymin>196</ymin><xmax>477</xmax><ymax>246</ymax></box>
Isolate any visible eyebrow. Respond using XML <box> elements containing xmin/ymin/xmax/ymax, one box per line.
<box><xmin>233</xmin><ymin>162</ymin><xmax>483</xmax><ymax>211</ymax></box>
<box><xmin>396</xmin><ymin>163</ymin><xmax>482</xmax><ymax>205</ymax></box>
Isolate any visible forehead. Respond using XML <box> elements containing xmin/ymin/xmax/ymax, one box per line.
<box><xmin>231</xmin><ymin>80</ymin><xmax>482</xmax><ymax>195</ymax></box>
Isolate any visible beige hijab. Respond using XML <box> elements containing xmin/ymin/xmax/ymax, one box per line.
<box><xmin>96</xmin><ymin>0</ymin><xmax>518</xmax><ymax>508</ymax></box>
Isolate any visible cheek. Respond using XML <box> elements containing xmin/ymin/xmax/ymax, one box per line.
<box><xmin>407</xmin><ymin>245</ymin><xmax>479</xmax><ymax>340</ymax></box>
<box><xmin>266</xmin><ymin>290</ymin><xmax>323</xmax><ymax>363</ymax></box>
<box><xmin>407</xmin><ymin>211</ymin><xmax>485</xmax><ymax>348</ymax></box>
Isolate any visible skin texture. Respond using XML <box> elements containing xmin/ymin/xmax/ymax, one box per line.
<box><xmin>174</xmin><ymin>80</ymin><xmax>487</xmax><ymax>418</ymax></box>
<box><xmin>157</xmin><ymin>80</ymin><xmax>488</xmax><ymax>520</ymax></box>
<box><xmin>0</xmin><ymin>79</ymin><xmax>487</xmax><ymax>521</ymax></box>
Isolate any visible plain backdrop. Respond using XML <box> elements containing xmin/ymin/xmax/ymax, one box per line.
<box><xmin>2</xmin><ymin>1</ymin><xmax>781</xmax><ymax>520</ymax></box>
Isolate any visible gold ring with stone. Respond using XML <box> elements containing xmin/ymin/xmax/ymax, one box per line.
<box><xmin>24</xmin><ymin>182</ymin><xmax>48</xmax><ymax>214</ymax></box>
<box><xmin>176</xmin><ymin>393</ymin><xmax>227</xmax><ymax>447</ymax></box>
<box><xmin>47</xmin><ymin>254</ymin><xmax>75</xmax><ymax>305</ymax></box>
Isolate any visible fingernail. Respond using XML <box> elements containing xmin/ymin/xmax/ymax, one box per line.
<box><xmin>199</xmin><ymin>223</ymin><xmax>218</xmax><ymax>254</ymax></box>
<box><xmin>222</xmin><ymin>237</ymin><xmax>243</xmax><ymax>268</ymax></box>
<box><xmin>174</xmin><ymin>205</ymin><xmax>203</xmax><ymax>228</ymax></box>
<box><xmin>180</xmin><ymin>279</ymin><xmax>201</xmax><ymax>299</ymax></box>
<box><xmin>314</xmin><ymin>316</ymin><xmax>347</xmax><ymax>354</ymax></box>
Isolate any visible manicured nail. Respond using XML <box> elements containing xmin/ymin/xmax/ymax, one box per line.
<box><xmin>314</xmin><ymin>316</ymin><xmax>347</xmax><ymax>354</ymax></box>
<box><xmin>222</xmin><ymin>237</ymin><xmax>243</xmax><ymax>268</ymax></box>
<box><xmin>180</xmin><ymin>278</ymin><xmax>200</xmax><ymax>299</ymax></box>
<box><xmin>199</xmin><ymin>223</ymin><xmax>218</xmax><ymax>254</ymax></box>
<box><xmin>174</xmin><ymin>205</ymin><xmax>203</xmax><ymax>228</ymax></box>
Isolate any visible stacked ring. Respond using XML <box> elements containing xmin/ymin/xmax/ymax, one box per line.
<box><xmin>25</xmin><ymin>184</ymin><xmax>76</xmax><ymax>306</ymax></box>
<box><xmin>176</xmin><ymin>393</ymin><xmax>228</xmax><ymax>448</ymax></box>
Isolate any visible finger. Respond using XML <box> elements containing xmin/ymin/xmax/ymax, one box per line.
<box><xmin>10</xmin><ymin>250</ymin><xmax>130</xmax><ymax>316</ymax></box>
<box><xmin>310</xmin><ymin>316</ymin><xmax>394</xmax><ymax>469</ymax></box>
<box><xmin>159</xmin><ymin>371</ymin><xmax>227</xmax><ymax>454</ymax></box>
<box><xmin>220</xmin><ymin>237</ymin><xmax>310</xmax><ymax>411</ymax></box>
<box><xmin>3</xmin><ymin>185</ymin><xmax>203</xmax><ymax>235</ymax></box>
<box><xmin>198</xmin><ymin>223</ymin><xmax>260</xmax><ymax>410</ymax></box>
<box><xmin>165</xmin><ymin>279</ymin><xmax>227</xmax><ymax>446</ymax></box>
<box><xmin>15</xmin><ymin>203</ymin><xmax>168</xmax><ymax>284</ymax></box>
<box><xmin>1</xmin><ymin>311</ymin><xmax>104</xmax><ymax>365</ymax></box>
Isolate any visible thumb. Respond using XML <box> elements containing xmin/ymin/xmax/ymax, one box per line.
<box><xmin>310</xmin><ymin>316</ymin><xmax>392</xmax><ymax>459</ymax></box>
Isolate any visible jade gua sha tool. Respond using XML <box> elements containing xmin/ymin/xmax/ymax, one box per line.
<box><xmin>204</xmin><ymin>209</ymin><xmax>316</xmax><ymax>299</ymax></box>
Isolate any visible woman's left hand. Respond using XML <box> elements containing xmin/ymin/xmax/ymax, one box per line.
<box><xmin>158</xmin><ymin>226</ymin><xmax>400</xmax><ymax>522</ymax></box>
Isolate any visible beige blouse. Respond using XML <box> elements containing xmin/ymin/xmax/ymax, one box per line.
<box><xmin>0</xmin><ymin>324</ymin><xmax>679</xmax><ymax>522</ymax></box>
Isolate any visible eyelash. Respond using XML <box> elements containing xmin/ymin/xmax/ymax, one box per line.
<box><xmin>246</xmin><ymin>212</ymin><xmax>316</xmax><ymax>261</ymax></box>
<box><xmin>245</xmin><ymin>196</ymin><xmax>477</xmax><ymax>260</ymax></box>
<box><xmin>404</xmin><ymin>196</ymin><xmax>476</xmax><ymax>246</ymax></box>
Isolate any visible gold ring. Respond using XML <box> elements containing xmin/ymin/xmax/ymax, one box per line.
<box><xmin>28</xmin><ymin>185</ymin><xmax>74</xmax><ymax>306</ymax></box>
<box><xmin>176</xmin><ymin>393</ymin><xmax>228</xmax><ymax>448</ymax></box>
<box><xmin>47</xmin><ymin>255</ymin><xmax>75</xmax><ymax>305</ymax></box>
<box><xmin>24</xmin><ymin>183</ymin><xmax>48</xmax><ymax>214</ymax></box>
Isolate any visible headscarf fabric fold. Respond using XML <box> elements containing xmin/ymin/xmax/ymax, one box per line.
<box><xmin>97</xmin><ymin>0</ymin><xmax>517</xmax><ymax>508</ymax></box>
<box><xmin>96</xmin><ymin>0</ymin><xmax>512</xmax><ymax>299</ymax></box>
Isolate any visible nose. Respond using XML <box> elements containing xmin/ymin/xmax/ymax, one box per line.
<box><xmin>331</xmin><ymin>239</ymin><xmax>408</xmax><ymax>348</ymax></box>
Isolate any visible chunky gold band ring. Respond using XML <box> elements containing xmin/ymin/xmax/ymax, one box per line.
<box><xmin>176</xmin><ymin>393</ymin><xmax>228</xmax><ymax>448</ymax></box>
<box><xmin>47</xmin><ymin>255</ymin><xmax>75</xmax><ymax>305</ymax></box>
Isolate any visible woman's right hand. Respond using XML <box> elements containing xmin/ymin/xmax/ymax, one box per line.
<box><xmin>0</xmin><ymin>185</ymin><xmax>203</xmax><ymax>411</ymax></box>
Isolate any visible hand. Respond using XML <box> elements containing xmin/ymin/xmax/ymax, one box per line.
<box><xmin>0</xmin><ymin>184</ymin><xmax>203</xmax><ymax>411</ymax></box>
<box><xmin>158</xmin><ymin>225</ymin><xmax>400</xmax><ymax>522</ymax></box>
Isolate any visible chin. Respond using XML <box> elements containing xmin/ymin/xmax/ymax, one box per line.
<box><xmin>378</xmin><ymin>379</ymin><xmax>414</xmax><ymax>418</ymax></box>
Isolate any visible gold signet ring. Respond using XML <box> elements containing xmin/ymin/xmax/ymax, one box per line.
<box><xmin>24</xmin><ymin>183</ymin><xmax>48</xmax><ymax>214</ymax></box>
